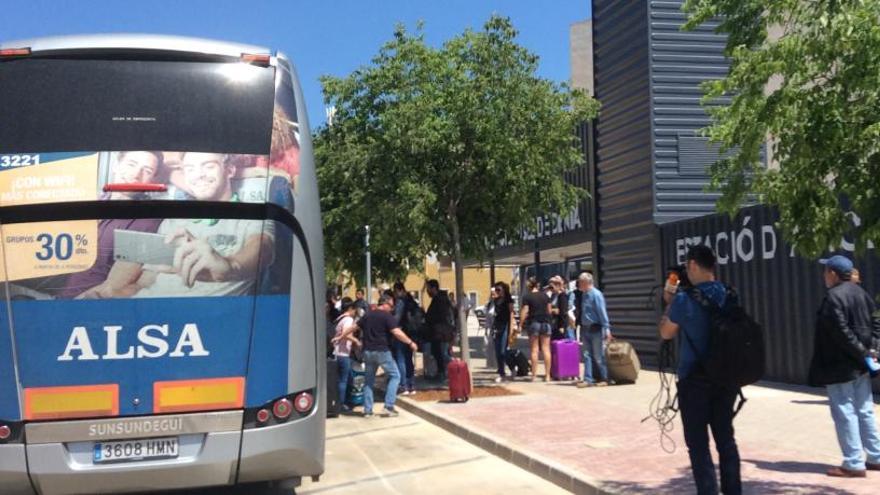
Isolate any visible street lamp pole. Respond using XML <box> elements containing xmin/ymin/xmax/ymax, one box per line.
<box><xmin>365</xmin><ymin>225</ymin><xmax>372</xmax><ymax>305</ymax></box>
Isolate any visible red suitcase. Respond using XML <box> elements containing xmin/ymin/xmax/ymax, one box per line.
<box><xmin>447</xmin><ymin>358</ymin><xmax>471</xmax><ymax>402</ymax></box>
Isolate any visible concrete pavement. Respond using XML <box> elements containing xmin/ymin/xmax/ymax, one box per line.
<box><xmin>397</xmin><ymin>349</ymin><xmax>880</xmax><ymax>495</ymax></box>
<box><xmin>299</xmin><ymin>407</ymin><xmax>569</xmax><ymax>495</ymax></box>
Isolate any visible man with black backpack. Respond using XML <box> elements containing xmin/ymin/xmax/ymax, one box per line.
<box><xmin>659</xmin><ymin>245</ymin><xmax>749</xmax><ymax>495</ymax></box>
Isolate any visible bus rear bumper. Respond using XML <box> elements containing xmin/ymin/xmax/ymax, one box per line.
<box><xmin>0</xmin><ymin>444</ymin><xmax>34</xmax><ymax>494</ymax></box>
<box><xmin>26</xmin><ymin>431</ymin><xmax>241</xmax><ymax>495</ymax></box>
<box><xmin>18</xmin><ymin>407</ymin><xmax>324</xmax><ymax>494</ymax></box>
<box><xmin>237</xmin><ymin>408</ymin><xmax>325</xmax><ymax>483</ymax></box>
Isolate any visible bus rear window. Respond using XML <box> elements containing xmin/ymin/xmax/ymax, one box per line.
<box><xmin>0</xmin><ymin>58</ymin><xmax>276</xmax><ymax>155</ymax></box>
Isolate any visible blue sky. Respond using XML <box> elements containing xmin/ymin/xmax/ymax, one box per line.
<box><xmin>3</xmin><ymin>1</ymin><xmax>590</xmax><ymax>129</ymax></box>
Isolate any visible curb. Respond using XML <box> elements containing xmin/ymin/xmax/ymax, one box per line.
<box><xmin>396</xmin><ymin>396</ymin><xmax>613</xmax><ymax>495</ymax></box>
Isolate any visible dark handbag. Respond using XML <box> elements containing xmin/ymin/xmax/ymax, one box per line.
<box><xmin>435</xmin><ymin>322</ymin><xmax>456</xmax><ymax>343</ymax></box>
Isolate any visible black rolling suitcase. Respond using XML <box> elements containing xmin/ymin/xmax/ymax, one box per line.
<box><xmin>326</xmin><ymin>357</ymin><xmax>340</xmax><ymax>418</ymax></box>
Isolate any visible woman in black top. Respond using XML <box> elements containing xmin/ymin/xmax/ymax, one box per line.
<box><xmin>548</xmin><ymin>276</ymin><xmax>570</xmax><ymax>340</ymax></box>
<box><xmin>492</xmin><ymin>282</ymin><xmax>516</xmax><ymax>383</ymax></box>
<box><xmin>520</xmin><ymin>277</ymin><xmax>553</xmax><ymax>381</ymax></box>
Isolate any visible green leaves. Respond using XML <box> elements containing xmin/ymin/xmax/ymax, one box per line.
<box><xmin>683</xmin><ymin>0</ymin><xmax>880</xmax><ymax>257</ymax></box>
<box><xmin>314</xmin><ymin>15</ymin><xmax>599</xmax><ymax>282</ymax></box>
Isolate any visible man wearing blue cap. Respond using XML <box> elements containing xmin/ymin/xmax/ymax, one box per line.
<box><xmin>808</xmin><ymin>255</ymin><xmax>880</xmax><ymax>478</ymax></box>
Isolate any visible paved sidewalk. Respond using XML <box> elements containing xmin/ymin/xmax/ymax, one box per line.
<box><xmin>300</xmin><ymin>407</ymin><xmax>568</xmax><ymax>495</ymax></box>
<box><xmin>399</xmin><ymin>330</ymin><xmax>880</xmax><ymax>494</ymax></box>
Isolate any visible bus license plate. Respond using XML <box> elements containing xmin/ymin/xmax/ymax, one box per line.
<box><xmin>93</xmin><ymin>437</ymin><xmax>179</xmax><ymax>463</ymax></box>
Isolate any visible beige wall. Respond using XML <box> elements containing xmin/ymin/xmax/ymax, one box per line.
<box><xmin>339</xmin><ymin>258</ymin><xmax>518</xmax><ymax>310</ymax></box>
<box><xmin>570</xmin><ymin>20</ymin><xmax>593</xmax><ymax>94</ymax></box>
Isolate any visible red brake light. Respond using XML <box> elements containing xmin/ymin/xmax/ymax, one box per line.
<box><xmin>273</xmin><ymin>398</ymin><xmax>293</xmax><ymax>419</ymax></box>
<box><xmin>293</xmin><ymin>393</ymin><xmax>314</xmax><ymax>414</ymax></box>
<box><xmin>256</xmin><ymin>408</ymin><xmax>271</xmax><ymax>424</ymax></box>
<box><xmin>0</xmin><ymin>48</ymin><xmax>30</xmax><ymax>58</ymax></box>
<box><xmin>0</xmin><ymin>425</ymin><xmax>10</xmax><ymax>440</ymax></box>
<box><xmin>241</xmin><ymin>53</ymin><xmax>271</xmax><ymax>66</ymax></box>
<box><xmin>103</xmin><ymin>183</ymin><xmax>167</xmax><ymax>193</ymax></box>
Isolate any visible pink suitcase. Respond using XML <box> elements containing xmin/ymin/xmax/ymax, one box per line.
<box><xmin>551</xmin><ymin>339</ymin><xmax>580</xmax><ymax>380</ymax></box>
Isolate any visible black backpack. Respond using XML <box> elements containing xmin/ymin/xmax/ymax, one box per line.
<box><xmin>505</xmin><ymin>349</ymin><xmax>531</xmax><ymax>377</ymax></box>
<box><xmin>682</xmin><ymin>286</ymin><xmax>765</xmax><ymax>413</ymax></box>
<box><xmin>403</xmin><ymin>297</ymin><xmax>426</xmax><ymax>339</ymax></box>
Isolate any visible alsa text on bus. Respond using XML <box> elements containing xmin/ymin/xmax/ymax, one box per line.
<box><xmin>58</xmin><ymin>324</ymin><xmax>210</xmax><ymax>361</ymax></box>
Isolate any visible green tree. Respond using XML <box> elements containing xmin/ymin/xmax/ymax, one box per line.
<box><xmin>682</xmin><ymin>0</ymin><xmax>880</xmax><ymax>256</ymax></box>
<box><xmin>315</xmin><ymin>15</ymin><xmax>598</xmax><ymax>361</ymax></box>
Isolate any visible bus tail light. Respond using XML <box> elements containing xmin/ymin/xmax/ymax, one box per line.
<box><xmin>273</xmin><ymin>398</ymin><xmax>293</xmax><ymax>420</ymax></box>
<box><xmin>0</xmin><ymin>48</ymin><xmax>31</xmax><ymax>58</ymax></box>
<box><xmin>293</xmin><ymin>393</ymin><xmax>314</xmax><ymax>414</ymax></box>
<box><xmin>242</xmin><ymin>389</ymin><xmax>316</xmax><ymax>429</ymax></box>
<box><xmin>0</xmin><ymin>422</ymin><xmax>22</xmax><ymax>443</ymax></box>
<box><xmin>256</xmin><ymin>408</ymin><xmax>271</xmax><ymax>424</ymax></box>
<box><xmin>241</xmin><ymin>53</ymin><xmax>271</xmax><ymax>66</ymax></box>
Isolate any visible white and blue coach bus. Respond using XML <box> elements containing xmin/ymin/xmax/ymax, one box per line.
<box><xmin>0</xmin><ymin>35</ymin><xmax>326</xmax><ymax>494</ymax></box>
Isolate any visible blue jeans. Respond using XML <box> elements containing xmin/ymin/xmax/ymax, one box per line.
<box><xmin>336</xmin><ymin>355</ymin><xmax>352</xmax><ymax>409</ymax></box>
<box><xmin>493</xmin><ymin>324</ymin><xmax>509</xmax><ymax>377</ymax></box>
<box><xmin>582</xmin><ymin>328</ymin><xmax>608</xmax><ymax>383</ymax></box>
<box><xmin>826</xmin><ymin>373</ymin><xmax>880</xmax><ymax>470</ymax></box>
<box><xmin>363</xmin><ymin>350</ymin><xmax>401</xmax><ymax>414</ymax></box>
<box><xmin>678</xmin><ymin>376</ymin><xmax>741</xmax><ymax>495</ymax></box>
<box><xmin>527</xmin><ymin>321</ymin><xmax>551</xmax><ymax>337</ymax></box>
<box><xmin>392</xmin><ymin>340</ymin><xmax>415</xmax><ymax>390</ymax></box>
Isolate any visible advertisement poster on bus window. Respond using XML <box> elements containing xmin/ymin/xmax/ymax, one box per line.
<box><xmin>0</xmin><ymin>147</ymin><xmax>298</xmax><ymax>301</ymax></box>
<box><xmin>0</xmin><ymin>152</ymin><xmax>100</xmax><ymax>282</ymax></box>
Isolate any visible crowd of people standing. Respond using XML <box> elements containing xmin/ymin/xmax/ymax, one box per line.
<box><xmin>483</xmin><ymin>273</ymin><xmax>615</xmax><ymax>387</ymax></box>
<box><xmin>324</xmin><ymin>271</ymin><xmax>618</xmax><ymax>418</ymax></box>
<box><xmin>326</xmin><ymin>279</ymin><xmax>458</xmax><ymax>417</ymax></box>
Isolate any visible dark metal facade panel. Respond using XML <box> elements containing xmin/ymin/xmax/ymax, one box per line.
<box><xmin>593</xmin><ymin>0</ymin><xmax>664</xmax><ymax>365</ymax></box>
<box><xmin>572</xmin><ymin>121</ymin><xmax>597</xmax><ymax>235</ymax></box>
<box><xmin>649</xmin><ymin>0</ymin><xmax>731</xmax><ymax>225</ymax></box>
<box><xmin>660</xmin><ymin>204</ymin><xmax>880</xmax><ymax>391</ymax></box>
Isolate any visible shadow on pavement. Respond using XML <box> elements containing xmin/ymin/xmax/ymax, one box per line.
<box><xmin>790</xmin><ymin>399</ymin><xmax>831</xmax><ymax>406</ymax></box>
<box><xmin>600</xmin><ymin>467</ymin><xmax>860</xmax><ymax>495</ymax></box>
<box><xmin>744</xmin><ymin>458</ymin><xmax>834</xmax><ymax>475</ymax></box>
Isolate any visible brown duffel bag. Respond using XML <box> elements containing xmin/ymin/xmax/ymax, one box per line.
<box><xmin>606</xmin><ymin>339</ymin><xmax>641</xmax><ymax>383</ymax></box>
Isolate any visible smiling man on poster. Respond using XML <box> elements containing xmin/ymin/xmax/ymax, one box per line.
<box><xmin>90</xmin><ymin>152</ymin><xmax>275</xmax><ymax>299</ymax></box>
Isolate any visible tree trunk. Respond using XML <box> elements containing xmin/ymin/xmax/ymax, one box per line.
<box><xmin>449</xmin><ymin>215</ymin><xmax>469</xmax><ymax>366</ymax></box>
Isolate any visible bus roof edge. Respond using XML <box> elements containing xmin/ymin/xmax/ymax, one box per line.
<box><xmin>0</xmin><ymin>33</ymin><xmax>270</xmax><ymax>60</ymax></box>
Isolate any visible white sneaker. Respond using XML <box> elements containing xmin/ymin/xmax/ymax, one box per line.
<box><xmin>494</xmin><ymin>376</ymin><xmax>503</xmax><ymax>383</ymax></box>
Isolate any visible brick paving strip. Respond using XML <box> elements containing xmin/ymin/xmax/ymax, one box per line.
<box><xmin>397</xmin><ymin>353</ymin><xmax>880</xmax><ymax>495</ymax></box>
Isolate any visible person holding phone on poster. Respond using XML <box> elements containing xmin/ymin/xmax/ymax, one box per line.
<box><xmin>135</xmin><ymin>152</ymin><xmax>274</xmax><ymax>297</ymax></box>
<box><xmin>92</xmin><ymin>152</ymin><xmax>274</xmax><ymax>298</ymax></box>
<box><xmin>68</xmin><ymin>151</ymin><xmax>164</xmax><ymax>299</ymax></box>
